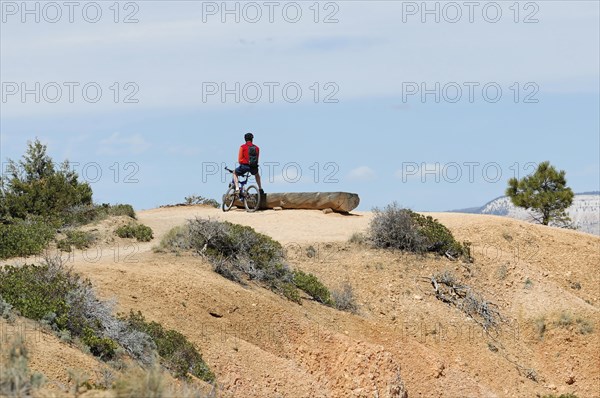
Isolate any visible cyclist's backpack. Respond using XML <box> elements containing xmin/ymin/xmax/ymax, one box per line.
<box><xmin>248</xmin><ymin>145</ymin><xmax>259</xmax><ymax>167</ymax></box>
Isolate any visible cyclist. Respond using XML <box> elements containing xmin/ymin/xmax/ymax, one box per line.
<box><xmin>233</xmin><ymin>132</ymin><xmax>264</xmax><ymax>195</ymax></box>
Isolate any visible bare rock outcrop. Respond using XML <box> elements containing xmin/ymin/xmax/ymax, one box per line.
<box><xmin>262</xmin><ymin>192</ymin><xmax>360</xmax><ymax>213</ymax></box>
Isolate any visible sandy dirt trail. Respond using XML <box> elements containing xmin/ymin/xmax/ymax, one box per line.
<box><xmin>137</xmin><ymin>206</ymin><xmax>373</xmax><ymax>245</ymax></box>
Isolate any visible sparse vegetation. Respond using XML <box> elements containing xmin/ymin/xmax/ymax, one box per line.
<box><xmin>0</xmin><ymin>337</ymin><xmax>45</xmax><ymax>397</ymax></box>
<box><xmin>108</xmin><ymin>203</ymin><xmax>137</xmax><ymax>219</ymax></box>
<box><xmin>496</xmin><ymin>264</ymin><xmax>508</xmax><ymax>280</ymax></box>
<box><xmin>524</xmin><ymin>278</ymin><xmax>533</xmax><ymax>289</ymax></box>
<box><xmin>576</xmin><ymin>317</ymin><xmax>594</xmax><ymax>335</ymax></box>
<box><xmin>62</xmin><ymin>203</ymin><xmax>137</xmax><ymax>226</ymax></box>
<box><xmin>0</xmin><ymin>256</ymin><xmax>156</xmax><ymax>364</ymax></box>
<box><xmin>305</xmin><ymin>245</ymin><xmax>317</xmax><ymax>258</ymax></box>
<box><xmin>558</xmin><ymin>311</ymin><xmax>573</xmax><ymax>327</ymax></box>
<box><xmin>0</xmin><ymin>139</ymin><xmax>137</xmax><ymax>259</ymax></box>
<box><xmin>541</xmin><ymin>394</ymin><xmax>579</xmax><ymax>398</ymax></box>
<box><xmin>369</xmin><ymin>202</ymin><xmax>469</xmax><ymax>259</ymax></box>
<box><xmin>184</xmin><ymin>195</ymin><xmax>220</xmax><ymax>208</ymax></box>
<box><xmin>120</xmin><ymin>311</ymin><xmax>215</xmax><ymax>382</ymax></box>
<box><xmin>533</xmin><ymin>312</ymin><xmax>594</xmax><ymax>339</ymax></box>
<box><xmin>348</xmin><ymin>232</ymin><xmax>366</xmax><ymax>245</ymax></box>
<box><xmin>534</xmin><ymin>316</ymin><xmax>547</xmax><ymax>339</ymax></box>
<box><xmin>523</xmin><ymin>368</ymin><xmax>538</xmax><ymax>382</ymax></box>
<box><xmin>159</xmin><ymin>219</ymin><xmax>339</xmax><ymax>309</ymax></box>
<box><xmin>116</xmin><ymin>223</ymin><xmax>154</xmax><ymax>242</ymax></box>
<box><xmin>155</xmin><ymin>225</ymin><xmax>190</xmax><ymax>253</ymax></box>
<box><xmin>332</xmin><ymin>282</ymin><xmax>358</xmax><ymax>313</ymax></box>
<box><xmin>114</xmin><ymin>364</ymin><xmax>166</xmax><ymax>398</ymax></box>
<box><xmin>0</xmin><ymin>255</ymin><xmax>215</xmax><ymax>383</ymax></box>
<box><xmin>555</xmin><ymin>312</ymin><xmax>594</xmax><ymax>335</ymax></box>
<box><xmin>67</xmin><ymin>369</ymin><xmax>94</xmax><ymax>397</ymax></box>
<box><xmin>430</xmin><ymin>271</ymin><xmax>501</xmax><ymax>331</ymax></box>
<box><xmin>114</xmin><ymin>363</ymin><xmax>216</xmax><ymax>398</ymax></box>
<box><xmin>0</xmin><ymin>295</ymin><xmax>15</xmax><ymax>321</ymax></box>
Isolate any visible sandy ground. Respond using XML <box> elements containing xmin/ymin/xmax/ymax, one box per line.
<box><xmin>4</xmin><ymin>206</ymin><xmax>599</xmax><ymax>397</ymax></box>
<box><xmin>138</xmin><ymin>206</ymin><xmax>373</xmax><ymax>244</ymax></box>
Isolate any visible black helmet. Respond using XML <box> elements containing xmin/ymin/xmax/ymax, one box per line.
<box><xmin>244</xmin><ymin>132</ymin><xmax>254</xmax><ymax>142</ymax></box>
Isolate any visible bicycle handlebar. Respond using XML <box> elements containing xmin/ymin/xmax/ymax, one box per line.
<box><xmin>224</xmin><ymin>167</ymin><xmax>234</xmax><ymax>173</ymax></box>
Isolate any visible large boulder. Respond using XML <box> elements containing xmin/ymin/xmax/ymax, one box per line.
<box><xmin>263</xmin><ymin>192</ymin><xmax>359</xmax><ymax>213</ymax></box>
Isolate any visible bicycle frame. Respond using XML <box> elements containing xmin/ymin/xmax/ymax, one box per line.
<box><xmin>232</xmin><ymin>173</ymin><xmax>252</xmax><ymax>198</ymax></box>
<box><xmin>225</xmin><ymin>167</ymin><xmax>253</xmax><ymax>196</ymax></box>
<box><xmin>223</xmin><ymin>166</ymin><xmax>261</xmax><ymax>212</ymax></box>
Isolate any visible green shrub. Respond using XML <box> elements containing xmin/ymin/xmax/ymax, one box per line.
<box><xmin>108</xmin><ymin>204</ymin><xmax>137</xmax><ymax>219</ymax></box>
<box><xmin>116</xmin><ymin>224</ymin><xmax>154</xmax><ymax>242</ymax></box>
<box><xmin>62</xmin><ymin>203</ymin><xmax>136</xmax><ymax>227</ymax></box>
<box><xmin>120</xmin><ymin>311</ymin><xmax>215</xmax><ymax>382</ymax></box>
<box><xmin>0</xmin><ymin>259</ymin><xmax>118</xmax><ymax>361</ymax></box>
<box><xmin>155</xmin><ymin>225</ymin><xmax>190</xmax><ymax>253</ymax></box>
<box><xmin>82</xmin><ymin>327</ymin><xmax>118</xmax><ymax>361</ymax></box>
<box><xmin>0</xmin><ymin>218</ymin><xmax>55</xmax><ymax>259</ymax></box>
<box><xmin>410</xmin><ymin>212</ymin><xmax>467</xmax><ymax>257</ymax></box>
<box><xmin>0</xmin><ymin>263</ymin><xmax>78</xmax><ymax>324</ymax></box>
<box><xmin>135</xmin><ymin>225</ymin><xmax>153</xmax><ymax>242</ymax></box>
<box><xmin>280</xmin><ymin>282</ymin><xmax>301</xmax><ymax>304</ymax></box>
<box><xmin>293</xmin><ymin>270</ymin><xmax>333</xmax><ymax>306</ymax></box>
<box><xmin>186</xmin><ymin>218</ymin><xmax>286</xmax><ymax>283</ymax></box>
<box><xmin>57</xmin><ymin>230</ymin><xmax>96</xmax><ymax>252</ymax></box>
<box><xmin>184</xmin><ymin>195</ymin><xmax>219</xmax><ymax>208</ymax></box>
<box><xmin>61</xmin><ymin>205</ymin><xmax>104</xmax><ymax>226</ymax></box>
<box><xmin>369</xmin><ymin>202</ymin><xmax>468</xmax><ymax>258</ymax></box>
<box><xmin>161</xmin><ymin>219</ymin><xmax>339</xmax><ymax>309</ymax></box>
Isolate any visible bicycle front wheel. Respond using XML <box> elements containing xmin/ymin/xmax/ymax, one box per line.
<box><xmin>244</xmin><ymin>185</ymin><xmax>261</xmax><ymax>212</ymax></box>
<box><xmin>222</xmin><ymin>187</ymin><xmax>236</xmax><ymax>212</ymax></box>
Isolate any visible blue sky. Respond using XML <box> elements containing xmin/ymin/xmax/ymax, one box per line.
<box><xmin>1</xmin><ymin>1</ymin><xmax>598</xmax><ymax>211</ymax></box>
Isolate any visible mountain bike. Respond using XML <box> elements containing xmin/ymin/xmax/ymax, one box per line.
<box><xmin>222</xmin><ymin>167</ymin><xmax>261</xmax><ymax>212</ymax></box>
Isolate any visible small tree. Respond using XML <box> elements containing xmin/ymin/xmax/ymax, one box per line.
<box><xmin>506</xmin><ymin>161</ymin><xmax>574</xmax><ymax>226</ymax></box>
<box><xmin>0</xmin><ymin>139</ymin><xmax>92</xmax><ymax>222</ymax></box>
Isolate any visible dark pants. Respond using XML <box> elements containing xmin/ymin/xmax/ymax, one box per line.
<box><xmin>235</xmin><ymin>164</ymin><xmax>259</xmax><ymax>176</ymax></box>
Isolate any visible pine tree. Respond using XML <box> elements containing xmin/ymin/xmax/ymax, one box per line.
<box><xmin>0</xmin><ymin>138</ymin><xmax>92</xmax><ymax>222</ymax></box>
<box><xmin>506</xmin><ymin>161</ymin><xmax>574</xmax><ymax>226</ymax></box>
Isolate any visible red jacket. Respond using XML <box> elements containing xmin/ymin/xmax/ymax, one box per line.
<box><xmin>238</xmin><ymin>141</ymin><xmax>260</xmax><ymax>165</ymax></box>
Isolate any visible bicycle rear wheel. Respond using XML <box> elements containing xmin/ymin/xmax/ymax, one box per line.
<box><xmin>222</xmin><ymin>187</ymin><xmax>236</xmax><ymax>212</ymax></box>
<box><xmin>244</xmin><ymin>185</ymin><xmax>261</xmax><ymax>212</ymax></box>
